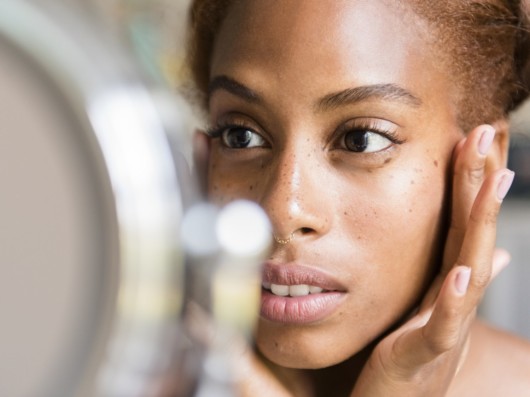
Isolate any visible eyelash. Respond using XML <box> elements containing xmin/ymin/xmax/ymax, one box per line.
<box><xmin>206</xmin><ymin>119</ymin><xmax>405</xmax><ymax>151</ymax></box>
<box><xmin>334</xmin><ymin>120</ymin><xmax>404</xmax><ymax>147</ymax></box>
<box><xmin>206</xmin><ymin>120</ymin><xmax>257</xmax><ymax>139</ymax></box>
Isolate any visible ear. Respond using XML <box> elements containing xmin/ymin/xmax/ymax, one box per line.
<box><xmin>487</xmin><ymin>118</ymin><xmax>510</xmax><ymax>172</ymax></box>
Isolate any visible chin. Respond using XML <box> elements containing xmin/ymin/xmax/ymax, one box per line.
<box><xmin>254</xmin><ymin>320</ymin><xmax>366</xmax><ymax>369</ymax></box>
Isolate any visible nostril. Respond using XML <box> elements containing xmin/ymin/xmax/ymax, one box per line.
<box><xmin>300</xmin><ymin>227</ymin><xmax>313</xmax><ymax>234</ymax></box>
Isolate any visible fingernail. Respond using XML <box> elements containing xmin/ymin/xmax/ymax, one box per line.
<box><xmin>491</xmin><ymin>251</ymin><xmax>511</xmax><ymax>279</ymax></box>
<box><xmin>455</xmin><ymin>267</ymin><xmax>471</xmax><ymax>295</ymax></box>
<box><xmin>478</xmin><ymin>127</ymin><xmax>495</xmax><ymax>155</ymax></box>
<box><xmin>496</xmin><ymin>171</ymin><xmax>515</xmax><ymax>201</ymax></box>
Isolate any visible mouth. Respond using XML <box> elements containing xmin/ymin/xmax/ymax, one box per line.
<box><xmin>262</xmin><ymin>282</ymin><xmax>331</xmax><ymax>296</ymax></box>
<box><xmin>260</xmin><ymin>263</ymin><xmax>347</xmax><ymax>324</ymax></box>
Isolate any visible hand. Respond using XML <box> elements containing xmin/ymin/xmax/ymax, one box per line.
<box><xmin>350</xmin><ymin>124</ymin><xmax>514</xmax><ymax>397</ymax></box>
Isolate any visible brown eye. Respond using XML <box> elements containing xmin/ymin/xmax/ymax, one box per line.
<box><xmin>343</xmin><ymin>130</ymin><xmax>392</xmax><ymax>153</ymax></box>
<box><xmin>221</xmin><ymin>127</ymin><xmax>266</xmax><ymax>149</ymax></box>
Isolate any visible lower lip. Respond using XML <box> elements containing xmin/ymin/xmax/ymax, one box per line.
<box><xmin>260</xmin><ymin>289</ymin><xmax>346</xmax><ymax>324</ymax></box>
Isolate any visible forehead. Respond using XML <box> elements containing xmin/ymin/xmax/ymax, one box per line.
<box><xmin>210</xmin><ymin>0</ymin><xmax>444</xmax><ymax>104</ymax></box>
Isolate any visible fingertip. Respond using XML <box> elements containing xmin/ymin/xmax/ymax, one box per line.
<box><xmin>477</xmin><ymin>125</ymin><xmax>496</xmax><ymax>156</ymax></box>
<box><xmin>496</xmin><ymin>170</ymin><xmax>515</xmax><ymax>201</ymax></box>
<box><xmin>491</xmin><ymin>248</ymin><xmax>511</xmax><ymax>280</ymax></box>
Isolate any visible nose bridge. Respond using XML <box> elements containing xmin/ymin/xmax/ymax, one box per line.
<box><xmin>260</xmin><ymin>138</ymin><xmax>329</xmax><ymax>238</ymax></box>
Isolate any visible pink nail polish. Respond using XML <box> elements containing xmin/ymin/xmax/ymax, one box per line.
<box><xmin>478</xmin><ymin>127</ymin><xmax>495</xmax><ymax>155</ymax></box>
<box><xmin>455</xmin><ymin>267</ymin><xmax>471</xmax><ymax>295</ymax></box>
<box><xmin>497</xmin><ymin>171</ymin><xmax>515</xmax><ymax>201</ymax></box>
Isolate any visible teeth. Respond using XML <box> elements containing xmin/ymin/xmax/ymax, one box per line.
<box><xmin>289</xmin><ymin>284</ymin><xmax>310</xmax><ymax>297</ymax></box>
<box><xmin>266</xmin><ymin>283</ymin><xmax>326</xmax><ymax>297</ymax></box>
<box><xmin>270</xmin><ymin>284</ymin><xmax>289</xmax><ymax>296</ymax></box>
<box><xmin>309</xmin><ymin>286</ymin><xmax>323</xmax><ymax>294</ymax></box>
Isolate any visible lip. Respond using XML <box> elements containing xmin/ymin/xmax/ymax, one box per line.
<box><xmin>260</xmin><ymin>262</ymin><xmax>347</xmax><ymax>324</ymax></box>
<box><xmin>262</xmin><ymin>262</ymin><xmax>347</xmax><ymax>291</ymax></box>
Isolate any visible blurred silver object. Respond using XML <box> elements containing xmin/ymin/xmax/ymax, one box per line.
<box><xmin>182</xmin><ymin>201</ymin><xmax>271</xmax><ymax>397</ymax></box>
<box><xmin>0</xmin><ymin>3</ymin><xmax>273</xmax><ymax>396</ymax></box>
<box><xmin>0</xmin><ymin>2</ymin><xmax>193</xmax><ymax>396</ymax></box>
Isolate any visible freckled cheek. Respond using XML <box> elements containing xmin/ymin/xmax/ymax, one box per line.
<box><xmin>207</xmin><ymin>157</ymin><xmax>263</xmax><ymax>205</ymax></box>
<box><xmin>344</xmin><ymin>166</ymin><xmax>447</xmax><ymax>266</ymax></box>
<box><xmin>399</xmin><ymin>169</ymin><xmax>445</xmax><ymax>227</ymax></box>
<box><xmin>388</xmin><ymin>170</ymin><xmax>446</xmax><ymax>272</ymax></box>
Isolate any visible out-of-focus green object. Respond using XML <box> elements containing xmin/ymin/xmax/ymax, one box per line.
<box><xmin>92</xmin><ymin>0</ymin><xmax>191</xmax><ymax>88</ymax></box>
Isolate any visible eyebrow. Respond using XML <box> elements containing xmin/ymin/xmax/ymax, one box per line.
<box><xmin>317</xmin><ymin>84</ymin><xmax>422</xmax><ymax>111</ymax></box>
<box><xmin>208</xmin><ymin>75</ymin><xmax>422</xmax><ymax>109</ymax></box>
<box><xmin>208</xmin><ymin>75</ymin><xmax>261</xmax><ymax>103</ymax></box>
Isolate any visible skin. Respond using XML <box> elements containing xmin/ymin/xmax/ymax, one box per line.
<box><xmin>196</xmin><ymin>0</ymin><xmax>530</xmax><ymax>395</ymax></box>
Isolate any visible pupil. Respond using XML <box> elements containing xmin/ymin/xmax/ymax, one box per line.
<box><xmin>228</xmin><ymin>128</ymin><xmax>252</xmax><ymax>148</ymax></box>
<box><xmin>345</xmin><ymin>131</ymin><xmax>368</xmax><ymax>152</ymax></box>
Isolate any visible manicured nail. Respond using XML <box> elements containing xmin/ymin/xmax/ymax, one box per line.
<box><xmin>497</xmin><ymin>171</ymin><xmax>515</xmax><ymax>201</ymax></box>
<box><xmin>478</xmin><ymin>127</ymin><xmax>495</xmax><ymax>155</ymax></box>
<box><xmin>491</xmin><ymin>251</ymin><xmax>511</xmax><ymax>280</ymax></box>
<box><xmin>455</xmin><ymin>267</ymin><xmax>471</xmax><ymax>295</ymax></box>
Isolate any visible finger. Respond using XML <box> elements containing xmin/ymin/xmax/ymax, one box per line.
<box><xmin>420</xmin><ymin>246</ymin><xmax>510</xmax><ymax>312</ymax></box>
<box><xmin>392</xmin><ymin>266</ymin><xmax>471</xmax><ymax>370</ymax></box>
<box><xmin>442</xmin><ymin>124</ymin><xmax>496</xmax><ymax>274</ymax></box>
<box><xmin>420</xmin><ymin>126</ymin><xmax>495</xmax><ymax>311</ymax></box>
<box><xmin>457</xmin><ymin>168</ymin><xmax>514</xmax><ymax>309</ymax></box>
<box><xmin>193</xmin><ymin>130</ymin><xmax>210</xmax><ymax>196</ymax></box>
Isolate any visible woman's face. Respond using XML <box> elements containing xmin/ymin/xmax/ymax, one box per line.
<box><xmin>206</xmin><ymin>0</ymin><xmax>464</xmax><ymax>368</ymax></box>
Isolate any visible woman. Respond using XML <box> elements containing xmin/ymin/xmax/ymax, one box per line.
<box><xmin>185</xmin><ymin>0</ymin><xmax>530</xmax><ymax>395</ymax></box>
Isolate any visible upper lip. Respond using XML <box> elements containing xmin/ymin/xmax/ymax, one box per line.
<box><xmin>262</xmin><ymin>261</ymin><xmax>347</xmax><ymax>291</ymax></box>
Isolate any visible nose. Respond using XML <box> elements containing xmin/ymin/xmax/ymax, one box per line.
<box><xmin>259</xmin><ymin>145</ymin><xmax>331</xmax><ymax>242</ymax></box>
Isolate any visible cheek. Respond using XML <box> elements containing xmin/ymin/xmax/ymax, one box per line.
<box><xmin>207</xmin><ymin>153</ymin><xmax>261</xmax><ymax>205</ymax></box>
<box><xmin>361</xmin><ymin>160</ymin><xmax>447</xmax><ymax>265</ymax></box>
<box><xmin>336</xmin><ymin>157</ymin><xmax>449</xmax><ymax>308</ymax></box>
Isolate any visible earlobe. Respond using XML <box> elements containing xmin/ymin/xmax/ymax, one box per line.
<box><xmin>487</xmin><ymin>119</ymin><xmax>510</xmax><ymax>172</ymax></box>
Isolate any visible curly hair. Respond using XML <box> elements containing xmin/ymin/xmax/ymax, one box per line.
<box><xmin>184</xmin><ymin>0</ymin><xmax>530</xmax><ymax>131</ymax></box>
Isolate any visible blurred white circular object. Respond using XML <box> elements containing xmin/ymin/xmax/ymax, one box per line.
<box><xmin>216</xmin><ymin>200</ymin><xmax>272</xmax><ymax>258</ymax></box>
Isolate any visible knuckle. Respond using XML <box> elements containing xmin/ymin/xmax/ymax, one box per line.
<box><xmin>455</xmin><ymin>157</ymin><xmax>485</xmax><ymax>186</ymax></box>
<box><xmin>471</xmin><ymin>268</ymin><xmax>491</xmax><ymax>289</ymax></box>
<box><xmin>468</xmin><ymin>207</ymin><xmax>499</xmax><ymax>227</ymax></box>
<box><xmin>484</xmin><ymin>208</ymin><xmax>500</xmax><ymax>225</ymax></box>
<box><xmin>466</xmin><ymin>164</ymin><xmax>485</xmax><ymax>185</ymax></box>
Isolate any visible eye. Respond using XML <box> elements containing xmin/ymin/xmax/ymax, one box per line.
<box><xmin>219</xmin><ymin>127</ymin><xmax>266</xmax><ymax>149</ymax></box>
<box><xmin>342</xmin><ymin>130</ymin><xmax>393</xmax><ymax>153</ymax></box>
